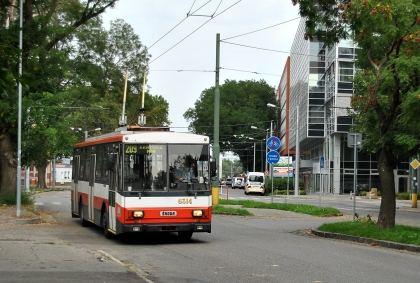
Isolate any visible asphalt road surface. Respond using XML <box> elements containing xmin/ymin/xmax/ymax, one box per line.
<box><xmin>0</xmin><ymin>190</ymin><xmax>419</xmax><ymax>283</ymax></box>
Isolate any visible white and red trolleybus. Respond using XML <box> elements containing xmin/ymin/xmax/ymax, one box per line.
<box><xmin>71</xmin><ymin>125</ymin><xmax>216</xmax><ymax>239</ymax></box>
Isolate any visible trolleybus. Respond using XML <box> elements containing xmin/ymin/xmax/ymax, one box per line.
<box><xmin>71</xmin><ymin>125</ymin><xmax>215</xmax><ymax>239</ymax></box>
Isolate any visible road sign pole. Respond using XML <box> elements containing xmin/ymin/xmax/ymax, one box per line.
<box><xmin>271</xmin><ymin>165</ymin><xmax>273</xmax><ymax>203</ymax></box>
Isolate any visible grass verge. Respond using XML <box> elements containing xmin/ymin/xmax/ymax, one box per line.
<box><xmin>212</xmin><ymin>205</ymin><xmax>253</xmax><ymax>215</ymax></box>
<box><xmin>217</xmin><ymin>199</ymin><xmax>340</xmax><ymax>217</ymax></box>
<box><xmin>317</xmin><ymin>219</ymin><xmax>420</xmax><ymax>246</ymax></box>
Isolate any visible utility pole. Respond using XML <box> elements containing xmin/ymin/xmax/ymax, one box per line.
<box><xmin>16</xmin><ymin>0</ymin><xmax>23</xmax><ymax>217</ymax></box>
<box><xmin>212</xmin><ymin>33</ymin><xmax>220</xmax><ymax>205</ymax></box>
<box><xmin>294</xmin><ymin>105</ymin><xmax>299</xmax><ymax>196</ymax></box>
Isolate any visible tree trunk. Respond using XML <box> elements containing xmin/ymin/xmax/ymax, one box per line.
<box><xmin>0</xmin><ymin>132</ymin><xmax>17</xmax><ymax>194</ymax></box>
<box><xmin>376</xmin><ymin>148</ymin><xmax>396</xmax><ymax>229</ymax></box>
<box><xmin>37</xmin><ymin>164</ymin><xmax>48</xmax><ymax>189</ymax></box>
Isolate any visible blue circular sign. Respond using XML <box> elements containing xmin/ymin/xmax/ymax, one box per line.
<box><xmin>267</xmin><ymin>136</ymin><xmax>281</xmax><ymax>151</ymax></box>
<box><xmin>266</xmin><ymin>151</ymin><xmax>280</xmax><ymax>164</ymax></box>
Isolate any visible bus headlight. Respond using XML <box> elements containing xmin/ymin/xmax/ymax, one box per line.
<box><xmin>132</xmin><ymin>211</ymin><xmax>144</xmax><ymax>218</ymax></box>
<box><xmin>192</xmin><ymin>210</ymin><xmax>203</xmax><ymax>217</ymax></box>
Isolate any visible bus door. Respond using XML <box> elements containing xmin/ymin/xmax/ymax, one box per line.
<box><xmin>88</xmin><ymin>154</ymin><xmax>96</xmax><ymax>220</ymax></box>
<box><xmin>107</xmin><ymin>151</ymin><xmax>119</xmax><ymax>232</ymax></box>
<box><xmin>73</xmin><ymin>155</ymin><xmax>80</xmax><ymax>214</ymax></box>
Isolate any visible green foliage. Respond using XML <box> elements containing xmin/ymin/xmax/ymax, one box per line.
<box><xmin>264</xmin><ymin>177</ymin><xmax>304</xmax><ymax>195</ymax></box>
<box><xmin>184</xmin><ymin>79</ymin><xmax>277</xmax><ymax>170</ymax></box>
<box><xmin>294</xmin><ymin>0</ymin><xmax>420</xmax><ymax>228</ymax></box>
<box><xmin>221</xmin><ymin>159</ymin><xmax>244</xmax><ymax>177</ymax></box>
<box><xmin>0</xmin><ymin>191</ymin><xmax>34</xmax><ymax>206</ymax></box>
<box><xmin>318</xmin><ymin>220</ymin><xmax>420</xmax><ymax>246</ymax></box>
<box><xmin>218</xmin><ymin>199</ymin><xmax>340</xmax><ymax>216</ymax></box>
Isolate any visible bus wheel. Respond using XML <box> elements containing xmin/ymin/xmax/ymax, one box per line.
<box><xmin>178</xmin><ymin>231</ymin><xmax>193</xmax><ymax>239</ymax></box>
<box><xmin>79</xmin><ymin>202</ymin><xmax>88</xmax><ymax>227</ymax></box>
<box><xmin>102</xmin><ymin>212</ymin><xmax>114</xmax><ymax>239</ymax></box>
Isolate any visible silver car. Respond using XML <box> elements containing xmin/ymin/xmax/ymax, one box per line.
<box><xmin>232</xmin><ymin>177</ymin><xmax>245</xmax><ymax>189</ymax></box>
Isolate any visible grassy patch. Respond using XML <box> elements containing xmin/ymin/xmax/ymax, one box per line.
<box><xmin>318</xmin><ymin>219</ymin><xmax>420</xmax><ymax>246</ymax></box>
<box><xmin>212</xmin><ymin>205</ymin><xmax>253</xmax><ymax>215</ymax></box>
<box><xmin>218</xmin><ymin>199</ymin><xmax>340</xmax><ymax>216</ymax></box>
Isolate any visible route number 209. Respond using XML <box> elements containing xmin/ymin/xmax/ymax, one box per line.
<box><xmin>125</xmin><ymin>145</ymin><xmax>137</xmax><ymax>154</ymax></box>
<box><xmin>178</xmin><ymin>198</ymin><xmax>192</xmax><ymax>204</ymax></box>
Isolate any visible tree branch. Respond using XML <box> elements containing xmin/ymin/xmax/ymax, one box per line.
<box><xmin>44</xmin><ymin>0</ymin><xmax>118</xmax><ymax>51</ymax></box>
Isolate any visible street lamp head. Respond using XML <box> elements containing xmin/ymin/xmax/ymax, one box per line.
<box><xmin>94</xmin><ymin>128</ymin><xmax>101</xmax><ymax>131</ymax></box>
<box><xmin>250</xmin><ymin>126</ymin><xmax>257</xmax><ymax>129</ymax></box>
<box><xmin>267</xmin><ymin>103</ymin><xmax>276</xmax><ymax>108</ymax></box>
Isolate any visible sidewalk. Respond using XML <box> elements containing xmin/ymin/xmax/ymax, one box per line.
<box><xmin>0</xmin><ymin>205</ymin><xmax>40</xmax><ymax>224</ymax></box>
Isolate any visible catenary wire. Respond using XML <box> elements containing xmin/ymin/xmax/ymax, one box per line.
<box><xmin>222</xmin><ymin>17</ymin><xmax>301</xmax><ymax>40</ymax></box>
<box><xmin>149</xmin><ymin>0</ymin><xmax>242</xmax><ymax>64</ymax></box>
<box><xmin>148</xmin><ymin>0</ymin><xmax>213</xmax><ymax>50</ymax></box>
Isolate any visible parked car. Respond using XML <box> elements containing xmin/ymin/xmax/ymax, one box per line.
<box><xmin>225</xmin><ymin>178</ymin><xmax>232</xmax><ymax>187</ymax></box>
<box><xmin>245</xmin><ymin>172</ymin><xmax>265</xmax><ymax>196</ymax></box>
<box><xmin>232</xmin><ymin>177</ymin><xmax>245</xmax><ymax>189</ymax></box>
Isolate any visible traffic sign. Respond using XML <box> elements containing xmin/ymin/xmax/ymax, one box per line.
<box><xmin>266</xmin><ymin>151</ymin><xmax>280</xmax><ymax>164</ymax></box>
<box><xmin>266</xmin><ymin>136</ymin><xmax>281</xmax><ymax>151</ymax></box>
<box><xmin>411</xmin><ymin>159</ymin><xmax>420</xmax><ymax>169</ymax></box>
<box><xmin>320</xmin><ymin>156</ymin><xmax>324</xmax><ymax>169</ymax></box>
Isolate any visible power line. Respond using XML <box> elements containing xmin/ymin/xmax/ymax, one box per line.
<box><xmin>150</xmin><ymin>0</ymin><xmax>243</xmax><ymax>64</ymax></box>
<box><xmin>222</xmin><ymin>17</ymin><xmax>301</xmax><ymax>40</ymax></box>
<box><xmin>148</xmin><ymin>0</ymin><xmax>213</xmax><ymax>50</ymax></box>
<box><xmin>220</xmin><ymin>67</ymin><xmax>281</xmax><ymax>76</ymax></box>
<box><xmin>221</xmin><ymin>41</ymin><xmax>310</xmax><ymax>57</ymax></box>
<box><xmin>149</xmin><ymin>69</ymin><xmax>214</xmax><ymax>73</ymax></box>
<box><xmin>221</xmin><ymin>40</ymin><xmax>289</xmax><ymax>54</ymax></box>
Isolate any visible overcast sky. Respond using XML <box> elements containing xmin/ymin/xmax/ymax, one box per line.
<box><xmin>102</xmin><ymin>0</ymin><xmax>300</xmax><ymax>132</ymax></box>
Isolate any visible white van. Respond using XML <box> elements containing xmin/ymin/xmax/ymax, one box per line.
<box><xmin>245</xmin><ymin>172</ymin><xmax>265</xmax><ymax>195</ymax></box>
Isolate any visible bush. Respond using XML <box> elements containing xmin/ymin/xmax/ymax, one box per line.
<box><xmin>264</xmin><ymin>177</ymin><xmax>304</xmax><ymax>195</ymax></box>
<box><xmin>396</xmin><ymin>192</ymin><xmax>410</xmax><ymax>200</ymax></box>
<box><xmin>0</xmin><ymin>191</ymin><xmax>34</xmax><ymax>205</ymax></box>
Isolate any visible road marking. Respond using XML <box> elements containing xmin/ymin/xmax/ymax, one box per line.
<box><xmin>34</xmin><ymin>202</ymin><xmax>44</xmax><ymax>206</ymax></box>
<box><xmin>52</xmin><ymin>202</ymin><xmax>61</xmax><ymax>205</ymax></box>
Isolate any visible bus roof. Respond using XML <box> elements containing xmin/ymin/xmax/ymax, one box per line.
<box><xmin>74</xmin><ymin>126</ymin><xmax>210</xmax><ymax>148</ymax></box>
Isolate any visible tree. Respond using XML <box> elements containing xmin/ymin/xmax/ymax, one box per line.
<box><xmin>184</xmin><ymin>79</ymin><xmax>277</xmax><ymax>171</ymax></box>
<box><xmin>70</xmin><ymin>17</ymin><xmax>169</xmax><ymax>129</ymax></box>
<box><xmin>0</xmin><ymin>0</ymin><xmax>119</xmax><ymax>193</ymax></box>
<box><xmin>293</xmin><ymin>0</ymin><xmax>420</xmax><ymax>228</ymax></box>
<box><xmin>22</xmin><ymin>92</ymin><xmax>79</xmax><ymax>188</ymax></box>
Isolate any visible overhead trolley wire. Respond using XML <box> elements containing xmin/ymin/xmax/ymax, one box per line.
<box><xmin>222</xmin><ymin>17</ymin><xmax>301</xmax><ymax>40</ymax></box>
<box><xmin>148</xmin><ymin>0</ymin><xmax>213</xmax><ymax>50</ymax></box>
<box><xmin>150</xmin><ymin>0</ymin><xmax>243</xmax><ymax>64</ymax></box>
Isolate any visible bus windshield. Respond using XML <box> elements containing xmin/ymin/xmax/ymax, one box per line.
<box><xmin>123</xmin><ymin>144</ymin><xmax>210</xmax><ymax>192</ymax></box>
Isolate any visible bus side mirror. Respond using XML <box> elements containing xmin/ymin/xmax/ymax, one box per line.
<box><xmin>210</xmin><ymin>161</ymin><xmax>217</xmax><ymax>177</ymax></box>
<box><xmin>106</xmin><ymin>154</ymin><xmax>115</xmax><ymax>171</ymax></box>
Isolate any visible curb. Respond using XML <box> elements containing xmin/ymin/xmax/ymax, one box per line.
<box><xmin>0</xmin><ymin>217</ymin><xmax>40</xmax><ymax>225</ymax></box>
<box><xmin>311</xmin><ymin>229</ymin><xmax>420</xmax><ymax>253</ymax></box>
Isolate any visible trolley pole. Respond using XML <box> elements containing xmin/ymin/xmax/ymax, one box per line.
<box><xmin>212</xmin><ymin>33</ymin><xmax>220</xmax><ymax>205</ymax></box>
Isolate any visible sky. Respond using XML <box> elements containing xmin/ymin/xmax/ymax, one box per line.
<box><xmin>102</xmin><ymin>0</ymin><xmax>301</xmax><ymax>132</ymax></box>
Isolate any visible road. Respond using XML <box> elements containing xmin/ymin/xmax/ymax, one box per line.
<box><xmin>221</xmin><ymin>185</ymin><xmax>420</xmax><ymax>227</ymax></box>
<box><xmin>0</xmin><ymin>189</ymin><xmax>419</xmax><ymax>283</ymax></box>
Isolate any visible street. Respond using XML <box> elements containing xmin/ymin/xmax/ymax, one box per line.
<box><xmin>0</xmin><ymin>190</ymin><xmax>419</xmax><ymax>283</ymax></box>
<box><xmin>220</xmin><ymin>185</ymin><xmax>420</xmax><ymax>227</ymax></box>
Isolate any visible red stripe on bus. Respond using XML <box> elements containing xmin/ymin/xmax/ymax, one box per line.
<box><xmin>117</xmin><ymin>206</ymin><xmax>212</xmax><ymax>224</ymax></box>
